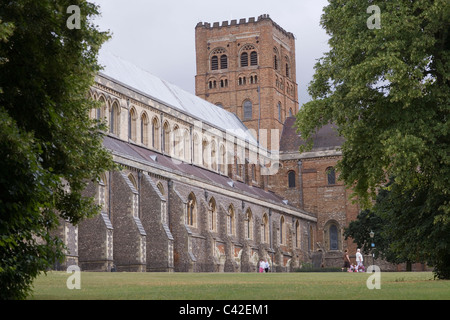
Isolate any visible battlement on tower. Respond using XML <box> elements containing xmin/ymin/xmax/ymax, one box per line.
<box><xmin>195</xmin><ymin>14</ymin><xmax>295</xmax><ymax>39</ymax></box>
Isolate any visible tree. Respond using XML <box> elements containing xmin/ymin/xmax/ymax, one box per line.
<box><xmin>296</xmin><ymin>1</ymin><xmax>450</xmax><ymax>278</ymax></box>
<box><xmin>0</xmin><ymin>0</ymin><xmax>114</xmax><ymax>299</ymax></box>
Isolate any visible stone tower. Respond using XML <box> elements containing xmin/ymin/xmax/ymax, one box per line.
<box><xmin>195</xmin><ymin>14</ymin><xmax>299</xmax><ymax>151</ymax></box>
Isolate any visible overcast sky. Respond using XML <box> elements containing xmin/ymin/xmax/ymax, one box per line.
<box><xmin>91</xmin><ymin>0</ymin><xmax>330</xmax><ymax>105</ymax></box>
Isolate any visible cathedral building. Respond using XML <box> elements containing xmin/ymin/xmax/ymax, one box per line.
<box><xmin>58</xmin><ymin>15</ymin><xmax>360</xmax><ymax>273</ymax></box>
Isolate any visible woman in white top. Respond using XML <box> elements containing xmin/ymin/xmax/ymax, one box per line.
<box><xmin>356</xmin><ymin>248</ymin><xmax>364</xmax><ymax>269</ymax></box>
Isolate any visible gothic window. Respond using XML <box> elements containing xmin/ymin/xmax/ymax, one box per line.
<box><xmin>329</xmin><ymin>224</ymin><xmax>338</xmax><ymax>250</ymax></box>
<box><xmin>128</xmin><ymin>173</ymin><xmax>139</xmax><ymax>218</ymax></box>
<box><xmin>140</xmin><ymin>112</ymin><xmax>149</xmax><ymax>146</ymax></box>
<box><xmin>98</xmin><ymin>172</ymin><xmax>108</xmax><ymax>213</ymax></box>
<box><xmin>110</xmin><ymin>101</ymin><xmax>120</xmax><ymax>135</ymax></box>
<box><xmin>209</xmin><ymin>197</ymin><xmax>217</xmax><ymax>232</ymax></box>
<box><xmin>288</xmin><ymin>170</ymin><xmax>296</xmax><ymax>188</ymax></box>
<box><xmin>262</xmin><ymin>213</ymin><xmax>269</xmax><ymax>243</ymax></box>
<box><xmin>152</xmin><ymin>116</ymin><xmax>160</xmax><ymax>150</ymax></box>
<box><xmin>219</xmin><ymin>144</ymin><xmax>226</xmax><ymax>174</ymax></box>
<box><xmin>210</xmin><ymin>140</ymin><xmax>217</xmax><ymax>171</ymax></box>
<box><xmin>295</xmin><ymin>220</ymin><xmax>300</xmax><ymax>248</ymax></box>
<box><xmin>129</xmin><ymin>107</ymin><xmax>137</xmax><ymax>141</ymax></box>
<box><xmin>202</xmin><ymin>138</ymin><xmax>209</xmax><ymax>168</ymax></box>
<box><xmin>228</xmin><ymin>205</ymin><xmax>235</xmax><ymax>236</ymax></box>
<box><xmin>220</xmin><ymin>55</ymin><xmax>228</xmax><ymax>69</ymax></box>
<box><xmin>289</xmin><ymin>108</ymin><xmax>293</xmax><ymax>117</ymax></box>
<box><xmin>327</xmin><ymin>167</ymin><xmax>336</xmax><ymax>185</ymax></box>
<box><xmin>96</xmin><ymin>96</ymin><xmax>107</xmax><ymax>121</ymax></box>
<box><xmin>280</xmin><ymin>216</ymin><xmax>285</xmax><ymax>244</ymax></box>
<box><xmin>163</xmin><ymin>121</ymin><xmax>170</xmax><ymax>154</ymax></box>
<box><xmin>243</xmin><ymin>100</ymin><xmax>252</xmax><ymax>120</ymax></box>
<box><xmin>245</xmin><ymin>209</ymin><xmax>253</xmax><ymax>239</ymax></box>
<box><xmin>187</xmin><ymin>193</ymin><xmax>197</xmax><ymax>227</ymax></box>
<box><xmin>173</xmin><ymin>125</ymin><xmax>181</xmax><ymax>158</ymax></box>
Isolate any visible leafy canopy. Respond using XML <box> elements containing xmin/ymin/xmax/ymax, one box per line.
<box><xmin>0</xmin><ymin>0</ymin><xmax>114</xmax><ymax>299</ymax></box>
<box><xmin>296</xmin><ymin>0</ymin><xmax>449</xmax><ymax>278</ymax></box>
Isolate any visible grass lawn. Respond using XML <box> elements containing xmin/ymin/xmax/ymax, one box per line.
<box><xmin>28</xmin><ymin>271</ymin><xmax>450</xmax><ymax>300</ymax></box>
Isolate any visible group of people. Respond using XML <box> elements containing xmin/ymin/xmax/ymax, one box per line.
<box><xmin>343</xmin><ymin>249</ymin><xmax>365</xmax><ymax>272</ymax></box>
<box><xmin>258</xmin><ymin>259</ymin><xmax>270</xmax><ymax>273</ymax></box>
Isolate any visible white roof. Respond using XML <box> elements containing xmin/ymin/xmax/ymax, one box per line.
<box><xmin>97</xmin><ymin>51</ymin><xmax>257</xmax><ymax>145</ymax></box>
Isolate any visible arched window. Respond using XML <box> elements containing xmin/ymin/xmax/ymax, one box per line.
<box><xmin>193</xmin><ymin>134</ymin><xmax>200</xmax><ymax>165</ymax></box>
<box><xmin>128</xmin><ymin>173</ymin><xmax>139</xmax><ymax>218</ymax></box>
<box><xmin>295</xmin><ymin>220</ymin><xmax>300</xmax><ymax>248</ymax></box>
<box><xmin>211</xmin><ymin>56</ymin><xmax>219</xmax><ymax>70</ymax></box>
<box><xmin>220</xmin><ymin>55</ymin><xmax>228</xmax><ymax>69</ymax></box>
<box><xmin>210</xmin><ymin>140</ymin><xmax>217</xmax><ymax>171</ymax></box>
<box><xmin>163</xmin><ymin>121</ymin><xmax>170</xmax><ymax>154</ymax></box>
<box><xmin>129</xmin><ymin>107</ymin><xmax>137</xmax><ymax>141</ymax></box>
<box><xmin>243</xmin><ymin>100</ymin><xmax>252</xmax><ymax>120</ymax></box>
<box><xmin>173</xmin><ymin>125</ymin><xmax>181</xmax><ymax>158</ymax></box>
<box><xmin>288</xmin><ymin>170</ymin><xmax>296</xmax><ymax>188</ymax></box>
<box><xmin>280</xmin><ymin>216</ymin><xmax>285</xmax><ymax>244</ymax></box>
<box><xmin>110</xmin><ymin>101</ymin><xmax>120</xmax><ymax>135</ymax></box>
<box><xmin>278</xmin><ymin>102</ymin><xmax>282</xmax><ymax>121</ymax></box>
<box><xmin>96</xmin><ymin>96</ymin><xmax>107</xmax><ymax>121</ymax></box>
<box><xmin>327</xmin><ymin>167</ymin><xmax>336</xmax><ymax>185</ymax></box>
<box><xmin>329</xmin><ymin>224</ymin><xmax>338</xmax><ymax>250</ymax></box>
<box><xmin>152</xmin><ymin>117</ymin><xmax>160</xmax><ymax>150</ymax></box>
<box><xmin>202</xmin><ymin>138</ymin><xmax>209</xmax><ymax>168</ymax></box>
<box><xmin>219</xmin><ymin>144</ymin><xmax>226</xmax><ymax>174</ymax></box>
<box><xmin>98</xmin><ymin>172</ymin><xmax>108</xmax><ymax>213</ymax></box>
<box><xmin>240</xmin><ymin>52</ymin><xmax>248</xmax><ymax>67</ymax></box>
<box><xmin>228</xmin><ymin>205</ymin><xmax>235</xmax><ymax>236</ymax></box>
<box><xmin>245</xmin><ymin>209</ymin><xmax>253</xmax><ymax>239</ymax></box>
<box><xmin>209</xmin><ymin>197</ymin><xmax>217</xmax><ymax>231</ymax></box>
<box><xmin>250</xmin><ymin>51</ymin><xmax>258</xmax><ymax>66</ymax></box>
<box><xmin>187</xmin><ymin>193</ymin><xmax>197</xmax><ymax>227</ymax></box>
<box><xmin>273</xmin><ymin>47</ymin><xmax>280</xmax><ymax>71</ymax></box>
<box><xmin>140</xmin><ymin>112</ymin><xmax>149</xmax><ymax>146</ymax></box>
<box><xmin>262</xmin><ymin>214</ymin><xmax>269</xmax><ymax>243</ymax></box>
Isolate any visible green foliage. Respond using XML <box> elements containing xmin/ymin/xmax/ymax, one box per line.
<box><xmin>296</xmin><ymin>0</ymin><xmax>450</xmax><ymax>278</ymax></box>
<box><xmin>0</xmin><ymin>0</ymin><xmax>114</xmax><ymax>299</ymax></box>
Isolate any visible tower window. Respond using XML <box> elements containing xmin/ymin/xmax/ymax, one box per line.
<box><xmin>250</xmin><ymin>51</ymin><xmax>258</xmax><ymax>66</ymax></box>
<box><xmin>220</xmin><ymin>55</ymin><xmax>228</xmax><ymax>69</ymax></box>
<box><xmin>288</xmin><ymin>170</ymin><xmax>296</xmax><ymax>188</ymax></box>
<box><xmin>241</xmin><ymin>52</ymin><xmax>248</xmax><ymax>67</ymax></box>
<box><xmin>211</xmin><ymin>56</ymin><xmax>218</xmax><ymax>70</ymax></box>
<box><xmin>327</xmin><ymin>167</ymin><xmax>336</xmax><ymax>185</ymax></box>
<box><xmin>243</xmin><ymin>100</ymin><xmax>252</xmax><ymax>120</ymax></box>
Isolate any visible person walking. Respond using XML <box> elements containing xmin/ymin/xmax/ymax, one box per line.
<box><xmin>356</xmin><ymin>248</ymin><xmax>364</xmax><ymax>270</ymax></box>
<box><xmin>342</xmin><ymin>249</ymin><xmax>351</xmax><ymax>271</ymax></box>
